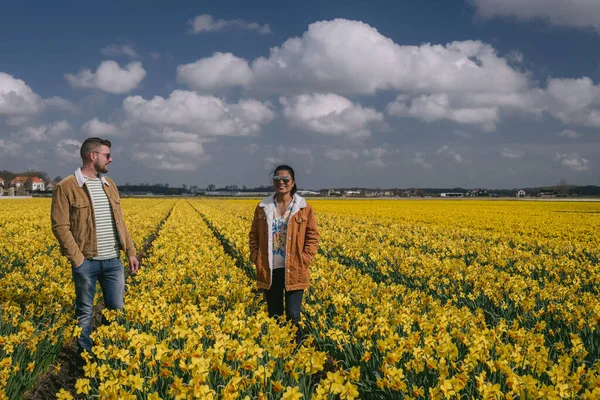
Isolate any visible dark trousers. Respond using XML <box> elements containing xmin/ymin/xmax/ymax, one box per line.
<box><xmin>264</xmin><ymin>268</ymin><xmax>304</xmax><ymax>344</ymax></box>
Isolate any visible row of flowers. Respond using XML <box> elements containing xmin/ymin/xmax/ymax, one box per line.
<box><xmin>0</xmin><ymin>198</ymin><xmax>175</xmax><ymax>399</ymax></box>
<box><xmin>67</xmin><ymin>200</ymin><xmax>359</xmax><ymax>399</ymax></box>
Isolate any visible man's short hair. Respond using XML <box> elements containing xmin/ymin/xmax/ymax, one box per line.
<box><xmin>80</xmin><ymin>137</ymin><xmax>112</xmax><ymax>161</ymax></box>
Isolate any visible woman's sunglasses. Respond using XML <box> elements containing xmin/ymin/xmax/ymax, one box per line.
<box><xmin>273</xmin><ymin>176</ymin><xmax>291</xmax><ymax>184</ymax></box>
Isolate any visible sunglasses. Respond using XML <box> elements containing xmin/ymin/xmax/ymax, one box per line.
<box><xmin>272</xmin><ymin>176</ymin><xmax>291</xmax><ymax>184</ymax></box>
<box><xmin>93</xmin><ymin>151</ymin><xmax>111</xmax><ymax>159</ymax></box>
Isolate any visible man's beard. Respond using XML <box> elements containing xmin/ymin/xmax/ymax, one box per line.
<box><xmin>94</xmin><ymin>163</ymin><xmax>108</xmax><ymax>174</ymax></box>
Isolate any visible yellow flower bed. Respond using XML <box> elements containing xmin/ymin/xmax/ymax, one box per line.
<box><xmin>192</xmin><ymin>198</ymin><xmax>600</xmax><ymax>398</ymax></box>
<box><xmin>3</xmin><ymin>198</ymin><xmax>600</xmax><ymax>398</ymax></box>
<box><xmin>78</xmin><ymin>200</ymin><xmax>337</xmax><ymax>399</ymax></box>
<box><xmin>0</xmin><ymin>198</ymin><xmax>174</xmax><ymax>399</ymax></box>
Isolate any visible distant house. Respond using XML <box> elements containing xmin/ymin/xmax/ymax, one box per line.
<box><xmin>0</xmin><ymin>177</ymin><xmax>4</xmax><ymax>187</ymax></box>
<box><xmin>517</xmin><ymin>190</ymin><xmax>526</xmax><ymax>198</ymax></box>
<box><xmin>539</xmin><ymin>190</ymin><xmax>556</xmax><ymax>198</ymax></box>
<box><xmin>440</xmin><ymin>192</ymin><xmax>464</xmax><ymax>198</ymax></box>
<box><xmin>28</xmin><ymin>177</ymin><xmax>45</xmax><ymax>191</ymax></box>
<box><xmin>11</xmin><ymin>176</ymin><xmax>27</xmax><ymax>188</ymax></box>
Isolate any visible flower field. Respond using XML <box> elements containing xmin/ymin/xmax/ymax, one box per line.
<box><xmin>1</xmin><ymin>198</ymin><xmax>600</xmax><ymax>399</ymax></box>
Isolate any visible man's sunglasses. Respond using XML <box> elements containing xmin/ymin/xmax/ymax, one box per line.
<box><xmin>273</xmin><ymin>176</ymin><xmax>291</xmax><ymax>184</ymax></box>
<box><xmin>93</xmin><ymin>151</ymin><xmax>111</xmax><ymax>159</ymax></box>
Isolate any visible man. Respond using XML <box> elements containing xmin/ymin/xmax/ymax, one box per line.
<box><xmin>51</xmin><ymin>137</ymin><xmax>139</xmax><ymax>355</ymax></box>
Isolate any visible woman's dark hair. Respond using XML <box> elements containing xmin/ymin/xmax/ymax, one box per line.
<box><xmin>273</xmin><ymin>164</ymin><xmax>297</xmax><ymax>196</ymax></box>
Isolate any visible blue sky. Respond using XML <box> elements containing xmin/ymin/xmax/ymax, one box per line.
<box><xmin>1</xmin><ymin>0</ymin><xmax>599</xmax><ymax>189</ymax></box>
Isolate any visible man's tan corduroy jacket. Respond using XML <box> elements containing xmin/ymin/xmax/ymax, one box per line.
<box><xmin>50</xmin><ymin>168</ymin><xmax>136</xmax><ymax>267</ymax></box>
<box><xmin>249</xmin><ymin>194</ymin><xmax>320</xmax><ymax>291</ymax></box>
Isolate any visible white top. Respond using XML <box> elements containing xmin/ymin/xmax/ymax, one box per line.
<box><xmin>84</xmin><ymin>176</ymin><xmax>120</xmax><ymax>260</ymax></box>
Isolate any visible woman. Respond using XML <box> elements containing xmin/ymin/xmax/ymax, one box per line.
<box><xmin>249</xmin><ymin>165</ymin><xmax>320</xmax><ymax>345</ymax></box>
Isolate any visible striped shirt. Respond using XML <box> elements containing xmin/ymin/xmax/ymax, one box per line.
<box><xmin>84</xmin><ymin>176</ymin><xmax>120</xmax><ymax>260</ymax></box>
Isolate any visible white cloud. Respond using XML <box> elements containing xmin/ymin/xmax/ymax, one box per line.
<box><xmin>435</xmin><ymin>145</ymin><xmax>469</xmax><ymax>164</ymax></box>
<box><xmin>82</xmin><ymin>118</ymin><xmax>119</xmax><ymax>136</ymax></box>
<box><xmin>22</xmin><ymin>121</ymin><xmax>71</xmax><ymax>141</ymax></box>
<box><xmin>0</xmin><ymin>72</ymin><xmax>42</xmax><ymax>115</ymax></box>
<box><xmin>123</xmin><ymin>90</ymin><xmax>274</xmax><ymax>136</ymax></box>
<box><xmin>0</xmin><ymin>138</ymin><xmax>21</xmax><ymax>154</ymax></box>
<box><xmin>43</xmin><ymin>96</ymin><xmax>79</xmax><ymax>114</ymax></box>
<box><xmin>277</xmin><ymin>146</ymin><xmax>314</xmax><ymax>164</ymax></box>
<box><xmin>133</xmin><ymin>151</ymin><xmax>200</xmax><ymax>171</ymax></box>
<box><xmin>324</xmin><ymin>149</ymin><xmax>359</xmax><ymax>161</ymax></box>
<box><xmin>55</xmin><ymin>139</ymin><xmax>81</xmax><ymax>163</ymax></box>
<box><xmin>250</xmin><ymin>20</ymin><xmax>529</xmax><ymax>96</ymax></box>
<box><xmin>557</xmin><ymin>129</ymin><xmax>583</xmax><ymax>139</ymax></box>
<box><xmin>469</xmin><ymin>0</ymin><xmax>600</xmax><ymax>32</ymax></box>
<box><xmin>101</xmin><ymin>44</ymin><xmax>139</xmax><ymax>58</ymax></box>
<box><xmin>280</xmin><ymin>93</ymin><xmax>383</xmax><ymax>139</ymax></box>
<box><xmin>132</xmin><ymin>130</ymin><xmax>211</xmax><ymax>171</ymax></box>
<box><xmin>501</xmin><ymin>147</ymin><xmax>524</xmax><ymax>158</ymax></box>
<box><xmin>412</xmin><ymin>152</ymin><xmax>432</xmax><ymax>169</ymax></box>
<box><xmin>543</xmin><ymin>77</ymin><xmax>600</xmax><ymax>127</ymax></box>
<box><xmin>177</xmin><ymin>52</ymin><xmax>253</xmax><ymax>91</ymax></box>
<box><xmin>189</xmin><ymin>14</ymin><xmax>270</xmax><ymax>34</ymax></box>
<box><xmin>387</xmin><ymin>93</ymin><xmax>499</xmax><ymax>131</ymax></box>
<box><xmin>65</xmin><ymin>61</ymin><xmax>146</xmax><ymax>94</ymax></box>
<box><xmin>555</xmin><ymin>152</ymin><xmax>590</xmax><ymax>171</ymax></box>
<box><xmin>363</xmin><ymin>147</ymin><xmax>390</xmax><ymax>168</ymax></box>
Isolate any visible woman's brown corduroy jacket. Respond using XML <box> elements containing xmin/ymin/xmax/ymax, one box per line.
<box><xmin>249</xmin><ymin>194</ymin><xmax>320</xmax><ymax>291</ymax></box>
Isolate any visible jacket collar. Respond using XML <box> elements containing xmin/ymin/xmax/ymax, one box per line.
<box><xmin>259</xmin><ymin>193</ymin><xmax>307</xmax><ymax>217</ymax></box>
<box><xmin>75</xmin><ymin>167</ymin><xmax>110</xmax><ymax>188</ymax></box>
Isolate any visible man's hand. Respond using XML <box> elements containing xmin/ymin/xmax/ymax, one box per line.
<box><xmin>128</xmin><ymin>256</ymin><xmax>140</xmax><ymax>275</ymax></box>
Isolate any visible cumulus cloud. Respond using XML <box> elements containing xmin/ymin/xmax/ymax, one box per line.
<box><xmin>280</xmin><ymin>93</ymin><xmax>383</xmax><ymax>139</ymax></box>
<box><xmin>123</xmin><ymin>90</ymin><xmax>274</xmax><ymax>136</ymax></box>
<box><xmin>436</xmin><ymin>145</ymin><xmax>469</xmax><ymax>164</ymax></box>
<box><xmin>0</xmin><ymin>138</ymin><xmax>21</xmax><ymax>154</ymax></box>
<box><xmin>43</xmin><ymin>96</ymin><xmax>79</xmax><ymax>114</ymax></box>
<box><xmin>501</xmin><ymin>147</ymin><xmax>524</xmax><ymax>158</ymax></box>
<box><xmin>101</xmin><ymin>44</ymin><xmax>139</xmax><ymax>58</ymax></box>
<box><xmin>65</xmin><ymin>61</ymin><xmax>146</xmax><ymax>94</ymax></box>
<box><xmin>0</xmin><ymin>72</ymin><xmax>42</xmax><ymax>115</ymax></box>
<box><xmin>363</xmin><ymin>147</ymin><xmax>390</xmax><ymax>168</ymax></box>
<box><xmin>82</xmin><ymin>118</ymin><xmax>119</xmax><ymax>136</ymax></box>
<box><xmin>250</xmin><ymin>20</ymin><xmax>530</xmax><ymax>96</ymax></box>
<box><xmin>21</xmin><ymin>121</ymin><xmax>71</xmax><ymax>141</ymax></box>
<box><xmin>177</xmin><ymin>52</ymin><xmax>253</xmax><ymax>91</ymax></box>
<box><xmin>189</xmin><ymin>14</ymin><xmax>271</xmax><ymax>34</ymax></box>
<box><xmin>324</xmin><ymin>149</ymin><xmax>359</xmax><ymax>161</ymax></box>
<box><xmin>557</xmin><ymin>129</ymin><xmax>583</xmax><ymax>138</ymax></box>
<box><xmin>131</xmin><ymin>129</ymin><xmax>212</xmax><ymax>171</ymax></box>
<box><xmin>469</xmin><ymin>0</ymin><xmax>600</xmax><ymax>32</ymax></box>
<box><xmin>543</xmin><ymin>77</ymin><xmax>600</xmax><ymax>127</ymax></box>
<box><xmin>412</xmin><ymin>152</ymin><xmax>433</xmax><ymax>169</ymax></box>
<box><xmin>555</xmin><ymin>152</ymin><xmax>590</xmax><ymax>171</ymax></box>
<box><xmin>387</xmin><ymin>93</ymin><xmax>499</xmax><ymax>131</ymax></box>
<box><xmin>55</xmin><ymin>139</ymin><xmax>81</xmax><ymax>162</ymax></box>
<box><xmin>133</xmin><ymin>151</ymin><xmax>200</xmax><ymax>171</ymax></box>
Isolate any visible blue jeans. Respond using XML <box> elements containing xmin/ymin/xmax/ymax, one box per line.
<box><xmin>71</xmin><ymin>258</ymin><xmax>125</xmax><ymax>353</ymax></box>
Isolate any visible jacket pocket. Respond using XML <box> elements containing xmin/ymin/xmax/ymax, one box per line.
<box><xmin>71</xmin><ymin>201</ymin><xmax>89</xmax><ymax>226</ymax></box>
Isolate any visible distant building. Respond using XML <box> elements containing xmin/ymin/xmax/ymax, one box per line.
<box><xmin>11</xmin><ymin>176</ymin><xmax>27</xmax><ymax>188</ymax></box>
<box><xmin>517</xmin><ymin>190</ymin><xmax>526</xmax><ymax>198</ymax></box>
<box><xmin>440</xmin><ymin>192</ymin><xmax>464</xmax><ymax>198</ymax></box>
<box><xmin>539</xmin><ymin>190</ymin><xmax>556</xmax><ymax>198</ymax></box>
<box><xmin>0</xmin><ymin>177</ymin><xmax>4</xmax><ymax>187</ymax></box>
<box><xmin>298</xmin><ymin>190</ymin><xmax>319</xmax><ymax>196</ymax></box>
<box><xmin>344</xmin><ymin>190</ymin><xmax>361</xmax><ymax>197</ymax></box>
<box><xmin>28</xmin><ymin>177</ymin><xmax>45</xmax><ymax>192</ymax></box>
